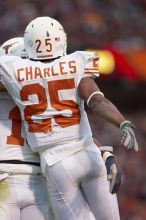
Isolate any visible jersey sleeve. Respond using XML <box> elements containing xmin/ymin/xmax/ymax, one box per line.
<box><xmin>0</xmin><ymin>56</ymin><xmax>20</xmax><ymax>94</ymax></box>
<box><xmin>0</xmin><ymin>56</ymin><xmax>12</xmax><ymax>83</ymax></box>
<box><xmin>76</xmin><ymin>51</ymin><xmax>99</xmax><ymax>78</ymax></box>
<box><xmin>84</xmin><ymin>52</ymin><xmax>99</xmax><ymax>78</ymax></box>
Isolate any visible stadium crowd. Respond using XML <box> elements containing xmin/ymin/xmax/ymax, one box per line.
<box><xmin>0</xmin><ymin>0</ymin><xmax>146</xmax><ymax>51</ymax></box>
<box><xmin>0</xmin><ymin>0</ymin><xmax>146</xmax><ymax>219</ymax></box>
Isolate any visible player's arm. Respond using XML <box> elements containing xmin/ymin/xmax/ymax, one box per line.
<box><xmin>93</xmin><ymin>137</ymin><xmax>123</xmax><ymax>194</ymax></box>
<box><xmin>78</xmin><ymin>77</ymin><xmax>139</xmax><ymax>151</ymax></box>
<box><xmin>0</xmin><ymin>82</ymin><xmax>6</xmax><ymax>91</ymax></box>
<box><xmin>78</xmin><ymin>77</ymin><xmax>125</xmax><ymax>126</ymax></box>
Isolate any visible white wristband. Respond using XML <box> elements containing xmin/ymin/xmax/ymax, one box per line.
<box><xmin>87</xmin><ymin>91</ymin><xmax>104</xmax><ymax>106</ymax></box>
<box><xmin>102</xmin><ymin>151</ymin><xmax>113</xmax><ymax>162</ymax></box>
<box><xmin>99</xmin><ymin>146</ymin><xmax>113</xmax><ymax>152</ymax></box>
<box><xmin>120</xmin><ymin>120</ymin><xmax>131</xmax><ymax>129</ymax></box>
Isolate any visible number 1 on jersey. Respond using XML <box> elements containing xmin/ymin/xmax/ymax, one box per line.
<box><xmin>7</xmin><ymin>106</ymin><xmax>24</xmax><ymax>146</ymax></box>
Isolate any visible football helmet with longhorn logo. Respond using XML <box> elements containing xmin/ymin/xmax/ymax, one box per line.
<box><xmin>24</xmin><ymin>16</ymin><xmax>67</xmax><ymax>60</ymax></box>
<box><xmin>0</xmin><ymin>37</ymin><xmax>27</xmax><ymax>58</ymax></box>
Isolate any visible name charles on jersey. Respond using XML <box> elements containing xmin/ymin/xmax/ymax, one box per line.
<box><xmin>16</xmin><ymin>60</ymin><xmax>77</xmax><ymax>82</ymax></box>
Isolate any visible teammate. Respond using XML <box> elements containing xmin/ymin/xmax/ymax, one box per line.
<box><xmin>0</xmin><ymin>17</ymin><xmax>139</xmax><ymax>220</ymax></box>
<box><xmin>0</xmin><ymin>37</ymin><xmax>53</xmax><ymax>220</ymax></box>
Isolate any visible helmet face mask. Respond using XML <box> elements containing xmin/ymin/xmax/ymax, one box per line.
<box><xmin>24</xmin><ymin>17</ymin><xmax>67</xmax><ymax>60</ymax></box>
<box><xmin>0</xmin><ymin>37</ymin><xmax>27</xmax><ymax>58</ymax></box>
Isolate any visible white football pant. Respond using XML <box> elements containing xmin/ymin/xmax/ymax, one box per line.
<box><xmin>0</xmin><ymin>174</ymin><xmax>54</xmax><ymax>220</ymax></box>
<box><xmin>44</xmin><ymin>144</ymin><xmax>120</xmax><ymax>220</ymax></box>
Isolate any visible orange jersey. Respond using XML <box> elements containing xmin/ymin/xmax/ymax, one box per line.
<box><xmin>0</xmin><ymin>51</ymin><xmax>99</xmax><ymax>153</ymax></box>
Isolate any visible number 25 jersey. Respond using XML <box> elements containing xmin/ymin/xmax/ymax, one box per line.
<box><xmin>0</xmin><ymin>51</ymin><xmax>99</xmax><ymax>153</ymax></box>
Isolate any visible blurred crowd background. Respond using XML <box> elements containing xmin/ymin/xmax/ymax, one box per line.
<box><xmin>0</xmin><ymin>0</ymin><xmax>146</xmax><ymax>219</ymax></box>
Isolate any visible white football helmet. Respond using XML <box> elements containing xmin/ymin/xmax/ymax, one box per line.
<box><xmin>0</xmin><ymin>37</ymin><xmax>27</xmax><ymax>58</ymax></box>
<box><xmin>24</xmin><ymin>16</ymin><xmax>67</xmax><ymax>60</ymax></box>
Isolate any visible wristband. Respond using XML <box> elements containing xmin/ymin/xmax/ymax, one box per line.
<box><xmin>102</xmin><ymin>151</ymin><xmax>114</xmax><ymax>162</ymax></box>
<box><xmin>99</xmin><ymin>146</ymin><xmax>113</xmax><ymax>152</ymax></box>
<box><xmin>120</xmin><ymin>120</ymin><xmax>132</xmax><ymax>129</ymax></box>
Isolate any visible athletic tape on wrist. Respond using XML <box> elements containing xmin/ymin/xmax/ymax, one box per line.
<box><xmin>102</xmin><ymin>151</ymin><xmax>113</xmax><ymax>162</ymax></box>
<box><xmin>87</xmin><ymin>91</ymin><xmax>104</xmax><ymax>106</ymax></box>
<box><xmin>120</xmin><ymin>120</ymin><xmax>132</xmax><ymax>129</ymax></box>
<box><xmin>99</xmin><ymin>146</ymin><xmax>113</xmax><ymax>152</ymax></box>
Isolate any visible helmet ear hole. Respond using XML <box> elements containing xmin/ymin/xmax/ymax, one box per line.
<box><xmin>24</xmin><ymin>16</ymin><xmax>67</xmax><ymax>61</ymax></box>
<box><xmin>0</xmin><ymin>37</ymin><xmax>27</xmax><ymax>58</ymax></box>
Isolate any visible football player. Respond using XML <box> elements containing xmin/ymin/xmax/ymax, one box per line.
<box><xmin>0</xmin><ymin>17</ymin><xmax>138</xmax><ymax>220</ymax></box>
<box><xmin>0</xmin><ymin>39</ymin><xmax>120</xmax><ymax>220</ymax></box>
<box><xmin>0</xmin><ymin>37</ymin><xmax>54</xmax><ymax>220</ymax></box>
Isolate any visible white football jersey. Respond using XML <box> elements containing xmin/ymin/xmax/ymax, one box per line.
<box><xmin>0</xmin><ymin>92</ymin><xmax>40</xmax><ymax>163</ymax></box>
<box><xmin>0</xmin><ymin>51</ymin><xmax>99</xmax><ymax>153</ymax></box>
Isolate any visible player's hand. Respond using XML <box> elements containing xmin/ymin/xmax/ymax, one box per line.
<box><xmin>104</xmin><ymin>152</ymin><xmax>123</xmax><ymax>194</ymax></box>
<box><xmin>120</xmin><ymin>120</ymin><xmax>139</xmax><ymax>152</ymax></box>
